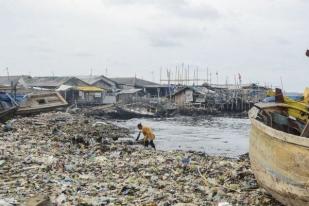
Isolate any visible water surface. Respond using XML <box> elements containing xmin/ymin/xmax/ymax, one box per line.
<box><xmin>115</xmin><ymin>116</ymin><xmax>250</xmax><ymax>157</ymax></box>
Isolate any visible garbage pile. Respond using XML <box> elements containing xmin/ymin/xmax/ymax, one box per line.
<box><xmin>0</xmin><ymin>112</ymin><xmax>281</xmax><ymax>205</ymax></box>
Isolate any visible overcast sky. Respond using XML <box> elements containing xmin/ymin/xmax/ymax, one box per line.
<box><xmin>0</xmin><ymin>0</ymin><xmax>308</xmax><ymax>91</ymax></box>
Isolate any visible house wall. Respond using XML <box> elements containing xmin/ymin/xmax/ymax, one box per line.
<box><xmin>174</xmin><ymin>91</ymin><xmax>186</xmax><ymax>106</ymax></box>
<box><xmin>174</xmin><ymin>89</ymin><xmax>194</xmax><ymax>106</ymax></box>
<box><xmin>103</xmin><ymin>95</ymin><xmax>116</xmax><ymax>104</ymax></box>
<box><xmin>117</xmin><ymin>93</ymin><xmax>132</xmax><ymax>104</ymax></box>
<box><xmin>185</xmin><ymin>90</ymin><xmax>193</xmax><ymax>103</ymax></box>
<box><xmin>78</xmin><ymin>91</ymin><xmax>103</xmax><ymax>104</ymax></box>
<box><xmin>61</xmin><ymin>90</ymin><xmax>103</xmax><ymax>105</ymax></box>
<box><xmin>117</xmin><ymin>93</ymin><xmax>142</xmax><ymax>104</ymax></box>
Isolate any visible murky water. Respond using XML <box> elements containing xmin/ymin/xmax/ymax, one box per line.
<box><xmin>114</xmin><ymin>116</ymin><xmax>251</xmax><ymax>157</ymax></box>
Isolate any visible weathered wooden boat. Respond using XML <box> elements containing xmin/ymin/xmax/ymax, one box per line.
<box><xmin>249</xmin><ymin>103</ymin><xmax>309</xmax><ymax>206</ymax></box>
<box><xmin>0</xmin><ymin>92</ymin><xmax>18</xmax><ymax>123</ymax></box>
<box><xmin>17</xmin><ymin>92</ymin><xmax>68</xmax><ymax>115</ymax></box>
<box><xmin>115</xmin><ymin>105</ymin><xmax>156</xmax><ymax>119</ymax></box>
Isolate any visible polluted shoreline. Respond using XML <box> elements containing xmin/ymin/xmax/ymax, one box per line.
<box><xmin>113</xmin><ymin>116</ymin><xmax>250</xmax><ymax>157</ymax></box>
<box><xmin>82</xmin><ymin>104</ymin><xmax>250</xmax><ymax>121</ymax></box>
<box><xmin>0</xmin><ymin>111</ymin><xmax>282</xmax><ymax>205</ymax></box>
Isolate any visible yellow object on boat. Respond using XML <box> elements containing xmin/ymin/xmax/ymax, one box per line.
<box><xmin>266</xmin><ymin>88</ymin><xmax>309</xmax><ymax>123</ymax></box>
<box><xmin>283</xmin><ymin>88</ymin><xmax>309</xmax><ymax>123</ymax></box>
<box><xmin>284</xmin><ymin>97</ymin><xmax>309</xmax><ymax>123</ymax></box>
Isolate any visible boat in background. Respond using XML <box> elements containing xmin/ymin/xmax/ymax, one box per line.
<box><xmin>0</xmin><ymin>92</ymin><xmax>18</xmax><ymax>123</ymax></box>
<box><xmin>249</xmin><ymin>88</ymin><xmax>309</xmax><ymax>206</ymax></box>
<box><xmin>17</xmin><ymin>92</ymin><xmax>68</xmax><ymax>115</ymax></box>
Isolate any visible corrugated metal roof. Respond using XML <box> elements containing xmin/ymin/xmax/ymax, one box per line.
<box><xmin>24</xmin><ymin>76</ymin><xmax>89</xmax><ymax>88</ymax></box>
<box><xmin>111</xmin><ymin>77</ymin><xmax>159</xmax><ymax>87</ymax></box>
<box><xmin>77</xmin><ymin>75</ymin><xmax>117</xmax><ymax>87</ymax></box>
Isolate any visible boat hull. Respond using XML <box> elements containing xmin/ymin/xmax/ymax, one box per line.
<box><xmin>17</xmin><ymin>92</ymin><xmax>68</xmax><ymax>115</ymax></box>
<box><xmin>0</xmin><ymin>107</ymin><xmax>17</xmax><ymax>123</ymax></box>
<box><xmin>249</xmin><ymin>118</ymin><xmax>309</xmax><ymax>206</ymax></box>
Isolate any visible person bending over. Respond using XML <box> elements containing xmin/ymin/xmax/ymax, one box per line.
<box><xmin>136</xmin><ymin>123</ymin><xmax>156</xmax><ymax>150</ymax></box>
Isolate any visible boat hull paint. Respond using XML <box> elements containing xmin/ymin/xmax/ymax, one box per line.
<box><xmin>250</xmin><ymin>118</ymin><xmax>309</xmax><ymax>206</ymax></box>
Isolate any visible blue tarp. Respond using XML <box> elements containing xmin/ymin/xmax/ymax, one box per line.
<box><xmin>0</xmin><ymin>92</ymin><xmax>25</xmax><ymax>106</ymax></box>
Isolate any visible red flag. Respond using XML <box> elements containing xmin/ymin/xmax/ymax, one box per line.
<box><xmin>306</xmin><ymin>50</ymin><xmax>309</xmax><ymax>57</ymax></box>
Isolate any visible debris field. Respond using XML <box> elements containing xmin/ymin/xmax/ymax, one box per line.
<box><xmin>0</xmin><ymin>112</ymin><xmax>282</xmax><ymax>205</ymax></box>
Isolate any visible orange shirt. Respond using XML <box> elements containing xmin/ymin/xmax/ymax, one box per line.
<box><xmin>141</xmin><ymin>126</ymin><xmax>155</xmax><ymax>141</ymax></box>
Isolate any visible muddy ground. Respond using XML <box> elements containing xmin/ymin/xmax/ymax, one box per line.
<box><xmin>0</xmin><ymin>112</ymin><xmax>282</xmax><ymax>205</ymax></box>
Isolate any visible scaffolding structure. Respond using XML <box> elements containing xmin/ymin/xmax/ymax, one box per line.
<box><xmin>159</xmin><ymin>65</ymin><xmax>217</xmax><ymax>86</ymax></box>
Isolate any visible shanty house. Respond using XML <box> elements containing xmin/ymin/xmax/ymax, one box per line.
<box><xmin>78</xmin><ymin>75</ymin><xmax>118</xmax><ymax>91</ymax></box>
<box><xmin>241</xmin><ymin>83</ymin><xmax>269</xmax><ymax>102</ymax></box>
<box><xmin>111</xmin><ymin>77</ymin><xmax>170</xmax><ymax>97</ymax></box>
<box><xmin>172</xmin><ymin>87</ymin><xmax>215</xmax><ymax>106</ymax></box>
<box><xmin>57</xmin><ymin>85</ymin><xmax>104</xmax><ymax>105</ymax></box>
<box><xmin>78</xmin><ymin>75</ymin><xmax>118</xmax><ymax>104</ymax></box>
<box><xmin>116</xmin><ymin>88</ymin><xmax>144</xmax><ymax>104</ymax></box>
<box><xmin>75</xmin><ymin>86</ymin><xmax>104</xmax><ymax>105</ymax></box>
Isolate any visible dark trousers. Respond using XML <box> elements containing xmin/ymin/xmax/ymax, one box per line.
<box><xmin>144</xmin><ymin>140</ymin><xmax>156</xmax><ymax>150</ymax></box>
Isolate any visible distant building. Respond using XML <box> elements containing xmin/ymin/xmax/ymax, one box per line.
<box><xmin>110</xmin><ymin>77</ymin><xmax>150</xmax><ymax>89</ymax></box>
<box><xmin>116</xmin><ymin>88</ymin><xmax>144</xmax><ymax>104</ymax></box>
<box><xmin>203</xmin><ymin>83</ymin><xmax>269</xmax><ymax>103</ymax></box>
<box><xmin>77</xmin><ymin>75</ymin><xmax>119</xmax><ymax>104</ymax></box>
<box><xmin>22</xmin><ymin>76</ymin><xmax>109</xmax><ymax>105</ymax></box>
<box><xmin>57</xmin><ymin>85</ymin><xmax>105</xmax><ymax>105</ymax></box>
<box><xmin>171</xmin><ymin>86</ymin><xmax>215</xmax><ymax>106</ymax></box>
<box><xmin>241</xmin><ymin>83</ymin><xmax>269</xmax><ymax>102</ymax></box>
<box><xmin>0</xmin><ymin>75</ymin><xmax>31</xmax><ymax>92</ymax></box>
<box><xmin>24</xmin><ymin>76</ymin><xmax>89</xmax><ymax>90</ymax></box>
<box><xmin>0</xmin><ymin>75</ymin><xmax>177</xmax><ymax>105</ymax></box>
<box><xmin>78</xmin><ymin>75</ymin><xmax>118</xmax><ymax>91</ymax></box>
<box><xmin>111</xmin><ymin>77</ymin><xmax>170</xmax><ymax>97</ymax></box>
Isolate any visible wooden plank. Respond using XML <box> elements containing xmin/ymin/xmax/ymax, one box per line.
<box><xmin>301</xmin><ymin>121</ymin><xmax>309</xmax><ymax>138</ymax></box>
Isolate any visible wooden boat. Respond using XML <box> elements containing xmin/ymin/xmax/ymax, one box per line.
<box><xmin>17</xmin><ymin>92</ymin><xmax>68</xmax><ymax>115</ymax></box>
<box><xmin>0</xmin><ymin>106</ymin><xmax>17</xmax><ymax>123</ymax></box>
<box><xmin>0</xmin><ymin>92</ymin><xmax>18</xmax><ymax>123</ymax></box>
<box><xmin>114</xmin><ymin>105</ymin><xmax>156</xmax><ymax>119</ymax></box>
<box><xmin>249</xmin><ymin>103</ymin><xmax>309</xmax><ymax>206</ymax></box>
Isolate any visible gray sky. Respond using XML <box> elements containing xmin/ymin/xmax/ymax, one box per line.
<box><xmin>0</xmin><ymin>0</ymin><xmax>308</xmax><ymax>91</ymax></box>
